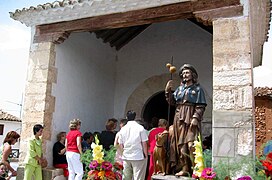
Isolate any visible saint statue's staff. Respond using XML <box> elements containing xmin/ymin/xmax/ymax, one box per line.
<box><xmin>165</xmin><ymin>57</ymin><xmax>176</xmax><ymax>122</ymax></box>
<box><xmin>164</xmin><ymin>57</ymin><xmax>176</xmax><ymax>175</ymax></box>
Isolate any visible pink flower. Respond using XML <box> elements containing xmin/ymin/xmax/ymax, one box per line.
<box><xmin>237</xmin><ymin>176</ymin><xmax>252</xmax><ymax>180</ymax></box>
<box><xmin>101</xmin><ymin>161</ymin><xmax>113</xmax><ymax>171</ymax></box>
<box><xmin>201</xmin><ymin>167</ymin><xmax>216</xmax><ymax>179</ymax></box>
<box><xmin>89</xmin><ymin>160</ymin><xmax>99</xmax><ymax>169</ymax></box>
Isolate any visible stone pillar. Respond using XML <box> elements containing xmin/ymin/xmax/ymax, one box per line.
<box><xmin>19</xmin><ymin>42</ymin><xmax>57</xmax><ymax>165</ymax></box>
<box><xmin>212</xmin><ymin>17</ymin><xmax>254</xmax><ymax>163</ymax></box>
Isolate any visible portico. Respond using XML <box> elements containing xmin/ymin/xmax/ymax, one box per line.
<box><xmin>10</xmin><ymin>0</ymin><xmax>271</xmax><ymax>179</ymax></box>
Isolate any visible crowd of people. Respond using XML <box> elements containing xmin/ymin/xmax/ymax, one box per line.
<box><xmin>0</xmin><ymin>114</ymin><xmax>212</xmax><ymax>180</ymax></box>
<box><xmin>0</xmin><ymin>64</ymin><xmax>214</xmax><ymax>180</ymax></box>
<box><xmin>49</xmin><ymin>111</ymin><xmax>170</xmax><ymax>180</ymax></box>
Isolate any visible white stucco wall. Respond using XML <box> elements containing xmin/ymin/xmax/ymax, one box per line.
<box><xmin>0</xmin><ymin>120</ymin><xmax>21</xmax><ymax>149</ymax></box>
<box><xmin>48</xmin><ymin>33</ymin><xmax>116</xmax><ymax>164</ymax></box>
<box><xmin>114</xmin><ymin>19</ymin><xmax>213</xmax><ymax>119</ymax></box>
<box><xmin>53</xmin><ymin>32</ymin><xmax>116</xmax><ymax>134</ymax></box>
<box><xmin>52</xmin><ymin>19</ymin><xmax>213</xmax><ymax>131</ymax></box>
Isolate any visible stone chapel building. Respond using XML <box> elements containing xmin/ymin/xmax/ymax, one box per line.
<box><xmin>10</xmin><ymin>0</ymin><xmax>271</xmax><ymax>175</ymax></box>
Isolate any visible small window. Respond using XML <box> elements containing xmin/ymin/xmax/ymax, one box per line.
<box><xmin>0</xmin><ymin>125</ymin><xmax>4</xmax><ymax>135</ymax></box>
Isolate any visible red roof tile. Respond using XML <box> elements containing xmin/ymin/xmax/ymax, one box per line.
<box><xmin>0</xmin><ymin>110</ymin><xmax>21</xmax><ymax>122</ymax></box>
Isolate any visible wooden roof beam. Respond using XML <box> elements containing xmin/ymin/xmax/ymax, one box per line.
<box><xmin>34</xmin><ymin>0</ymin><xmax>240</xmax><ymax>43</ymax></box>
<box><xmin>193</xmin><ymin>5</ymin><xmax>243</xmax><ymax>26</ymax></box>
<box><xmin>113</xmin><ymin>24</ymin><xmax>150</xmax><ymax>50</ymax></box>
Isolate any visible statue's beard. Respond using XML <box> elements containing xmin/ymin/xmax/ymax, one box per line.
<box><xmin>183</xmin><ymin>78</ymin><xmax>192</xmax><ymax>84</ymax></box>
<box><xmin>183</xmin><ymin>78</ymin><xmax>189</xmax><ymax>83</ymax></box>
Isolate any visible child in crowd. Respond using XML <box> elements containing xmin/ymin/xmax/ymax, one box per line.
<box><xmin>82</xmin><ymin>132</ymin><xmax>93</xmax><ymax>153</ymax></box>
<box><xmin>0</xmin><ymin>162</ymin><xmax>11</xmax><ymax>180</ymax></box>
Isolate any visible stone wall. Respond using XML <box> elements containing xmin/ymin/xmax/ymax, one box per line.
<box><xmin>213</xmin><ymin>16</ymin><xmax>254</xmax><ymax>162</ymax></box>
<box><xmin>19</xmin><ymin>42</ymin><xmax>57</xmax><ymax>164</ymax></box>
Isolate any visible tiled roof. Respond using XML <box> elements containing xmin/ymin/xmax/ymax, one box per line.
<box><xmin>0</xmin><ymin>110</ymin><xmax>21</xmax><ymax>122</ymax></box>
<box><xmin>12</xmin><ymin>0</ymin><xmax>84</xmax><ymax>13</ymax></box>
<box><xmin>254</xmin><ymin>87</ymin><xmax>272</xmax><ymax>97</ymax></box>
<box><xmin>9</xmin><ymin>0</ymin><xmax>271</xmax><ymax>42</ymax></box>
<box><xmin>9</xmin><ymin>0</ymin><xmax>188</xmax><ymax>27</ymax></box>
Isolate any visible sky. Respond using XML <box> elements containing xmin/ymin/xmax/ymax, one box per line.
<box><xmin>0</xmin><ymin>1</ymin><xmax>271</xmax><ymax>118</ymax></box>
<box><xmin>0</xmin><ymin>0</ymin><xmax>49</xmax><ymax>117</ymax></box>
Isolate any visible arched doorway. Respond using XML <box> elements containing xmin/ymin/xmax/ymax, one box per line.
<box><xmin>142</xmin><ymin>91</ymin><xmax>175</xmax><ymax>130</ymax></box>
<box><xmin>125</xmin><ymin>73</ymin><xmax>180</xmax><ymax>121</ymax></box>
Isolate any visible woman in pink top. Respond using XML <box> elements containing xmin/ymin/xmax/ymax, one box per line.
<box><xmin>65</xmin><ymin>119</ymin><xmax>83</xmax><ymax>180</ymax></box>
<box><xmin>147</xmin><ymin>119</ymin><xmax>168</xmax><ymax>180</ymax></box>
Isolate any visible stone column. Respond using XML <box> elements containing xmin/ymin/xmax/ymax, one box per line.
<box><xmin>212</xmin><ymin>16</ymin><xmax>254</xmax><ymax>163</ymax></box>
<box><xmin>19</xmin><ymin>42</ymin><xmax>57</xmax><ymax>165</ymax></box>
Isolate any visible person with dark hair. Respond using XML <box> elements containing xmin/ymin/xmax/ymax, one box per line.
<box><xmin>203</xmin><ymin>134</ymin><xmax>212</xmax><ymax>151</ymax></box>
<box><xmin>165</xmin><ymin>64</ymin><xmax>206</xmax><ymax>176</ymax></box>
<box><xmin>0</xmin><ymin>131</ymin><xmax>20</xmax><ymax>177</ymax></box>
<box><xmin>135</xmin><ymin>119</ymin><xmax>148</xmax><ymax>130</ymax></box>
<box><xmin>65</xmin><ymin>119</ymin><xmax>83</xmax><ymax>180</ymax></box>
<box><xmin>53</xmin><ymin>132</ymin><xmax>68</xmax><ymax>177</ymax></box>
<box><xmin>100</xmin><ymin>118</ymin><xmax>118</xmax><ymax>151</ymax></box>
<box><xmin>118</xmin><ymin>117</ymin><xmax>148</xmax><ymax>180</ymax></box>
<box><xmin>82</xmin><ymin>132</ymin><xmax>93</xmax><ymax>153</ymax></box>
<box><xmin>148</xmin><ymin>117</ymin><xmax>159</xmax><ymax>131</ymax></box>
<box><xmin>24</xmin><ymin>124</ymin><xmax>45</xmax><ymax>180</ymax></box>
<box><xmin>126</xmin><ymin>110</ymin><xmax>136</xmax><ymax>121</ymax></box>
<box><xmin>0</xmin><ymin>162</ymin><xmax>12</xmax><ymax>180</ymax></box>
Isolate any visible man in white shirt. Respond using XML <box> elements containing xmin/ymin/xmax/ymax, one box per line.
<box><xmin>118</xmin><ymin>116</ymin><xmax>148</xmax><ymax>180</ymax></box>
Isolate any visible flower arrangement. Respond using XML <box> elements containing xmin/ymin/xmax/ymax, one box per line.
<box><xmin>87</xmin><ymin>136</ymin><xmax>123</xmax><ymax>180</ymax></box>
<box><xmin>260</xmin><ymin>152</ymin><xmax>272</xmax><ymax>178</ymax></box>
<box><xmin>191</xmin><ymin>134</ymin><xmax>265</xmax><ymax>180</ymax></box>
<box><xmin>192</xmin><ymin>134</ymin><xmax>216</xmax><ymax>180</ymax></box>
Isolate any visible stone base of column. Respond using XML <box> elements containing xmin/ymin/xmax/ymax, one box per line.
<box><xmin>16</xmin><ymin>166</ymin><xmax>65</xmax><ymax>180</ymax></box>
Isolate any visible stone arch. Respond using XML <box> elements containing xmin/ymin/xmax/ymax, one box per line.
<box><xmin>125</xmin><ymin>73</ymin><xmax>180</xmax><ymax>119</ymax></box>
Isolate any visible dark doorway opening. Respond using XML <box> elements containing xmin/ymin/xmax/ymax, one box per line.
<box><xmin>143</xmin><ymin>91</ymin><xmax>175</xmax><ymax>130</ymax></box>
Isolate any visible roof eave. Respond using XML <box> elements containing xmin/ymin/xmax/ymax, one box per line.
<box><xmin>9</xmin><ymin>0</ymin><xmax>191</xmax><ymax>27</ymax></box>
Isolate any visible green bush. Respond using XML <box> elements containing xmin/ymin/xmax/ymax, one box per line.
<box><xmin>213</xmin><ymin>156</ymin><xmax>267</xmax><ymax>180</ymax></box>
